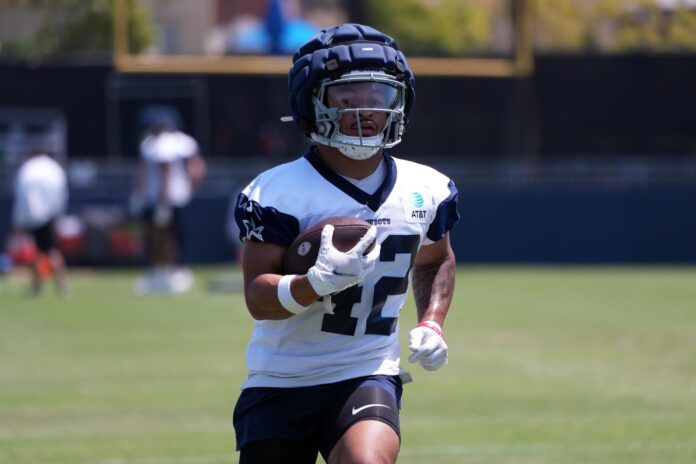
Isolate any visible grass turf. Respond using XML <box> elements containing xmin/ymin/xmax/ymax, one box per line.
<box><xmin>0</xmin><ymin>266</ymin><xmax>694</xmax><ymax>463</ymax></box>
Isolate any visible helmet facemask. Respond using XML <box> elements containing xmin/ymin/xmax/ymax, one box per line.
<box><xmin>310</xmin><ymin>70</ymin><xmax>407</xmax><ymax>160</ymax></box>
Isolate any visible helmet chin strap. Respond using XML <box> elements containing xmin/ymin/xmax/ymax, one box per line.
<box><xmin>332</xmin><ymin>132</ymin><xmax>384</xmax><ymax>160</ymax></box>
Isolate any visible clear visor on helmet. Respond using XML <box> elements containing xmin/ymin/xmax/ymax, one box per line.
<box><xmin>325</xmin><ymin>81</ymin><xmax>400</xmax><ymax>111</ymax></box>
<box><xmin>322</xmin><ymin>80</ymin><xmax>403</xmax><ymax>141</ymax></box>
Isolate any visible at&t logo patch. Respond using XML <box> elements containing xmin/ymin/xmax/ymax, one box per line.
<box><xmin>402</xmin><ymin>189</ymin><xmax>430</xmax><ymax>224</ymax></box>
<box><xmin>410</xmin><ymin>192</ymin><xmax>424</xmax><ymax>208</ymax></box>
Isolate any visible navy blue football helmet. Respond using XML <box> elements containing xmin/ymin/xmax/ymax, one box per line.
<box><xmin>287</xmin><ymin>23</ymin><xmax>415</xmax><ymax>159</ymax></box>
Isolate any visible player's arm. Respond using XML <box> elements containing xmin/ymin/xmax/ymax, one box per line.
<box><xmin>241</xmin><ymin>240</ymin><xmax>320</xmax><ymax>320</ymax></box>
<box><xmin>412</xmin><ymin>232</ymin><xmax>456</xmax><ymax>327</ymax></box>
<box><xmin>408</xmin><ymin>233</ymin><xmax>456</xmax><ymax>371</ymax></box>
<box><xmin>158</xmin><ymin>162</ymin><xmax>171</xmax><ymax>205</ymax></box>
<box><xmin>186</xmin><ymin>152</ymin><xmax>206</xmax><ymax>191</ymax></box>
<box><xmin>241</xmin><ymin>224</ymin><xmax>380</xmax><ymax>320</ymax></box>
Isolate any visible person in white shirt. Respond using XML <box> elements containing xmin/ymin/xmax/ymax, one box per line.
<box><xmin>130</xmin><ymin>113</ymin><xmax>206</xmax><ymax>295</ymax></box>
<box><xmin>12</xmin><ymin>150</ymin><xmax>69</xmax><ymax>295</ymax></box>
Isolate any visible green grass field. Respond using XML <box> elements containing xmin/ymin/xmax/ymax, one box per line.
<box><xmin>1</xmin><ymin>266</ymin><xmax>695</xmax><ymax>464</ymax></box>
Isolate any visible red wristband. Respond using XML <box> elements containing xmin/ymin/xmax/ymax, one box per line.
<box><xmin>417</xmin><ymin>321</ymin><xmax>444</xmax><ymax>338</ymax></box>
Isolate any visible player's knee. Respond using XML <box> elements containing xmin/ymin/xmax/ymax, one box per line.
<box><xmin>331</xmin><ymin>447</ymin><xmax>396</xmax><ymax>464</ymax></box>
<box><xmin>329</xmin><ymin>432</ymin><xmax>398</xmax><ymax>464</ymax></box>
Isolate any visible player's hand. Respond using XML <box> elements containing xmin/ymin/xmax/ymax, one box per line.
<box><xmin>408</xmin><ymin>321</ymin><xmax>448</xmax><ymax>371</ymax></box>
<box><xmin>306</xmin><ymin>224</ymin><xmax>380</xmax><ymax>296</ymax></box>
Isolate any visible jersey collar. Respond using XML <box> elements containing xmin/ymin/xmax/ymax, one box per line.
<box><xmin>304</xmin><ymin>146</ymin><xmax>397</xmax><ymax>212</ymax></box>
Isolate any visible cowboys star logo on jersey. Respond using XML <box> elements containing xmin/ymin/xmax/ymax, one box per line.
<box><xmin>237</xmin><ymin>196</ymin><xmax>265</xmax><ymax>242</ymax></box>
<box><xmin>242</xmin><ymin>218</ymin><xmax>264</xmax><ymax>242</ymax></box>
<box><xmin>233</xmin><ymin>147</ymin><xmax>459</xmax><ymax>389</ymax></box>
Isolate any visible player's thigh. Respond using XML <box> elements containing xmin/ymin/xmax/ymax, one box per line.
<box><xmin>319</xmin><ymin>378</ymin><xmax>402</xmax><ymax>463</ymax></box>
<box><xmin>327</xmin><ymin>419</ymin><xmax>399</xmax><ymax>464</ymax></box>
<box><xmin>234</xmin><ymin>386</ymin><xmax>324</xmax><ymax>459</ymax></box>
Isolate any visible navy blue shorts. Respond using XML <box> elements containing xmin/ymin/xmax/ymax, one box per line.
<box><xmin>31</xmin><ymin>220</ymin><xmax>55</xmax><ymax>253</ymax></box>
<box><xmin>233</xmin><ymin>375</ymin><xmax>402</xmax><ymax>459</ymax></box>
<box><xmin>141</xmin><ymin>206</ymin><xmax>185</xmax><ymax>253</ymax></box>
<box><xmin>142</xmin><ymin>206</ymin><xmax>184</xmax><ymax>243</ymax></box>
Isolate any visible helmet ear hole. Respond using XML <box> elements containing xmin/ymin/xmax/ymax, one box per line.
<box><xmin>316</xmin><ymin>121</ymin><xmax>335</xmax><ymax>137</ymax></box>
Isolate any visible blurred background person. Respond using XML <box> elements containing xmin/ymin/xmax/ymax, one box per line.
<box><xmin>11</xmin><ymin>149</ymin><xmax>69</xmax><ymax>296</ymax></box>
<box><xmin>130</xmin><ymin>106</ymin><xmax>207</xmax><ymax>295</ymax></box>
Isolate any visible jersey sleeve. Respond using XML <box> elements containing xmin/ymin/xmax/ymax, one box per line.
<box><xmin>423</xmin><ymin>178</ymin><xmax>459</xmax><ymax>245</ymax></box>
<box><xmin>233</xmin><ymin>181</ymin><xmax>300</xmax><ymax>247</ymax></box>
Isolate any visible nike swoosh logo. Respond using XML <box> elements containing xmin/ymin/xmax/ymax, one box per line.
<box><xmin>351</xmin><ymin>404</ymin><xmax>391</xmax><ymax>415</ymax></box>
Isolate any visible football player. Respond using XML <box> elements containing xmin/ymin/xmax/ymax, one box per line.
<box><xmin>130</xmin><ymin>106</ymin><xmax>207</xmax><ymax>295</ymax></box>
<box><xmin>233</xmin><ymin>23</ymin><xmax>459</xmax><ymax>464</ymax></box>
<box><xmin>12</xmin><ymin>149</ymin><xmax>69</xmax><ymax>296</ymax></box>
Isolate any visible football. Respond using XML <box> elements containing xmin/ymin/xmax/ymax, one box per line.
<box><xmin>282</xmin><ymin>216</ymin><xmax>375</xmax><ymax>275</ymax></box>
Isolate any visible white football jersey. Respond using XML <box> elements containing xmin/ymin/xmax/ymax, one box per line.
<box><xmin>140</xmin><ymin>131</ymin><xmax>199</xmax><ymax>207</ymax></box>
<box><xmin>235</xmin><ymin>148</ymin><xmax>459</xmax><ymax>389</ymax></box>
<box><xmin>12</xmin><ymin>154</ymin><xmax>68</xmax><ymax>229</ymax></box>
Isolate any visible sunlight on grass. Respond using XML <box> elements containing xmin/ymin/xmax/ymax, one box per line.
<box><xmin>1</xmin><ymin>266</ymin><xmax>695</xmax><ymax>463</ymax></box>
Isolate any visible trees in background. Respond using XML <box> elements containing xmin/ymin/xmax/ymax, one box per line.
<box><xmin>364</xmin><ymin>0</ymin><xmax>696</xmax><ymax>56</ymax></box>
<box><xmin>536</xmin><ymin>0</ymin><xmax>696</xmax><ymax>53</ymax></box>
<box><xmin>365</xmin><ymin>0</ymin><xmax>495</xmax><ymax>56</ymax></box>
<box><xmin>599</xmin><ymin>0</ymin><xmax>696</xmax><ymax>52</ymax></box>
<box><xmin>1</xmin><ymin>0</ymin><xmax>695</xmax><ymax>61</ymax></box>
<box><xmin>0</xmin><ymin>0</ymin><xmax>153</xmax><ymax>61</ymax></box>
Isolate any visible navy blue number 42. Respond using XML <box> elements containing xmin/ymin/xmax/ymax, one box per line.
<box><xmin>321</xmin><ymin>235</ymin><xmax>419</xmax><ymax>336</ymax></box>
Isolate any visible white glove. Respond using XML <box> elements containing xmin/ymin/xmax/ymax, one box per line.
<box><xmin>408</xmin><ymin>321</ymin><xmax>448</xmax><ymax>371</ymax></box>
<box><xmin>306</xmin><ymin>224</ymin><xmax>381</xmax><ymax>297</ymax></box>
